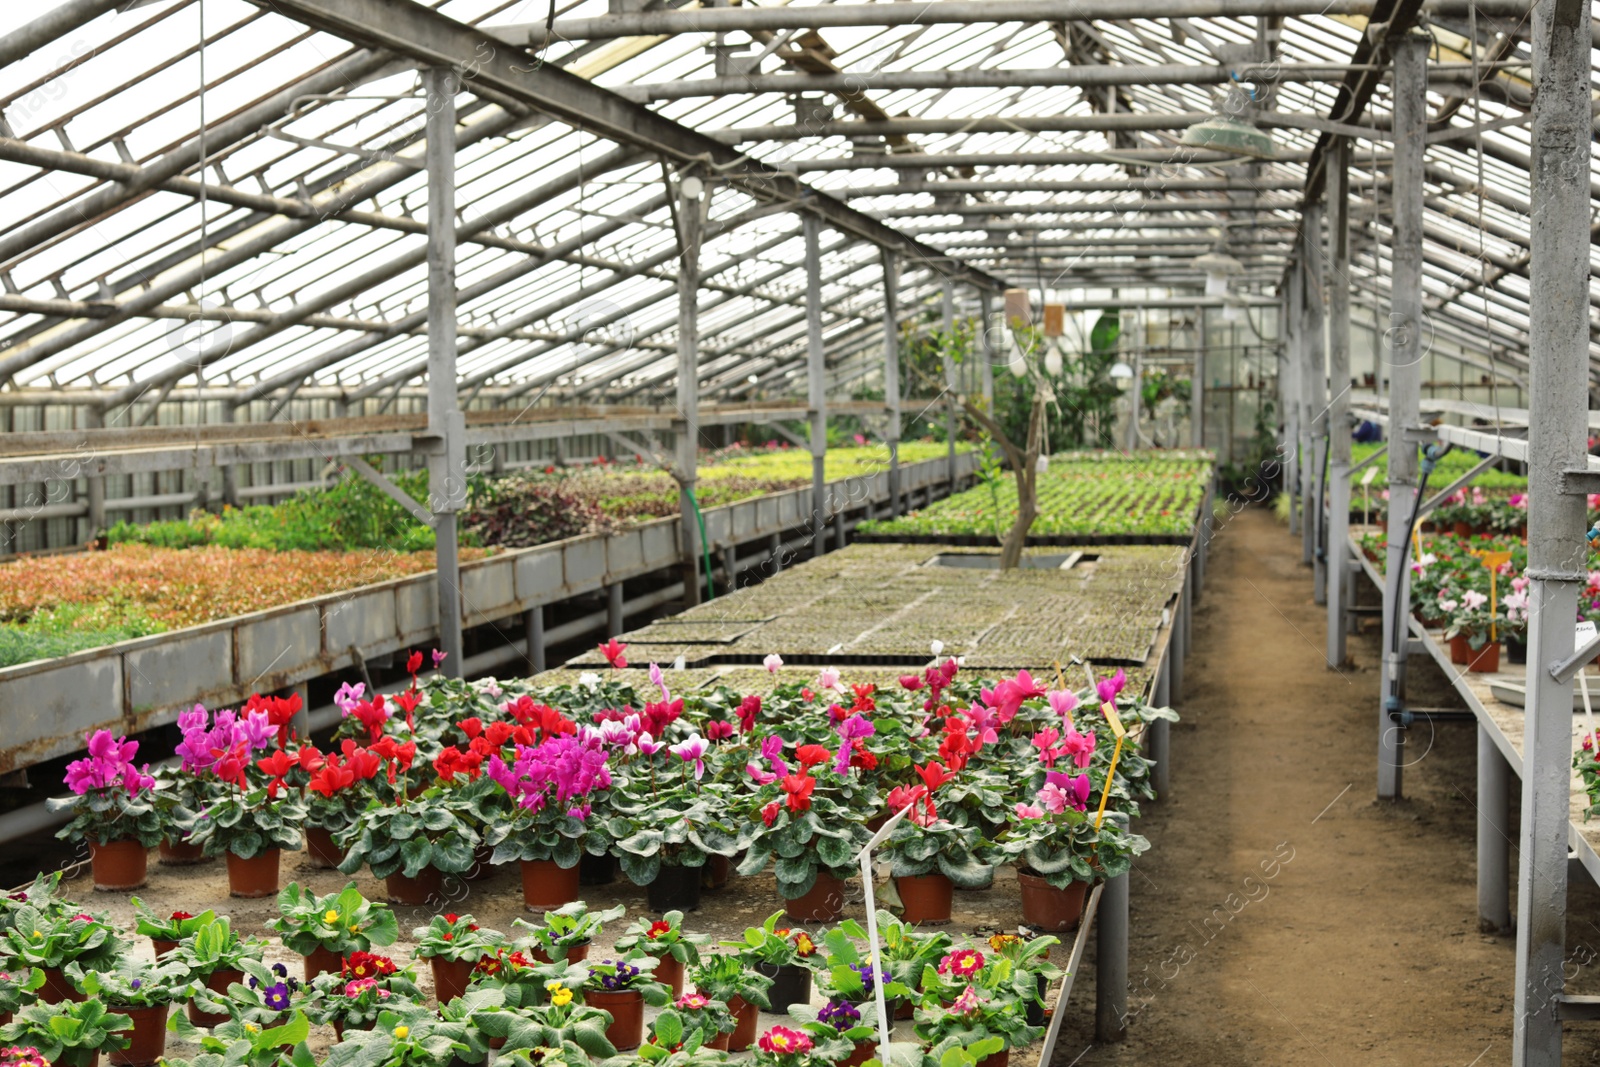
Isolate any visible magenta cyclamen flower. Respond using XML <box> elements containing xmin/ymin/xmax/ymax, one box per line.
<box><xmin>669</xmin><ymin>736</ymin><xmax>709</xmax><ymax>780</ymax></box>
<box><xmin>1095</xmin><ymin>669</ymin><xmax>1128</xmax><ymax>706</ymax></box>
<box><xmin>64</xmin><ymin>730</ymin><xmax>153</xmax><ymax>796</ymax></box>
<box><xmin>488</xmin><ymin>733</ymin><xmax>612</xmax><ymax>814</ymax></box>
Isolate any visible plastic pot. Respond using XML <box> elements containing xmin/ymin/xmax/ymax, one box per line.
<box><xmin>1448</xmin><ymin>635</ymin><xmax>1471</xmax><ymax>665</ymax></box>
<box><xmin>1466</xmin><ymin>640</ymin><xmax>1500</xmax><ymax>674</ymax></box>
<box><xmin>585</xmin><ymin>988</ymin><xmax>644</xmax><ymax>1050</ymax></box>
<box><xmin>39</xmin><ymin>966</ymin><xmax>85</xmax><ymax>1004</ymax></box>
<box><xmin>755</xmin><ymin>962</ymin><xmax>812</xmax><ymax>1015</ymax></box>
<box><xmin>841</xmin><ymin>1040</ymin><xmax>877</xmax><ymax>1067</ymax></box>
<box><xmin>1506</xmin><ymin>635</ymin><xmax>1528</xmax><ymax>665</ymax></box>
<box><xmin>466</xmin><ymin>845</ymin><xmax>497</xmax><ymax>882</ymax></box>
<box><xmin>226</xmin><ymin>849</ymin><xmax>280</xmax><ymax>898</ymax></box>
<box><xmin>385</xmin><ymin>866</ymin><xmax>442</xmax><ymax>906</ymax></box>
<box><xmin>528</xmin><ymin>940</ymin><xmax>590</xmax><ymax>966</ymax></box>
<box><xmin>895</xmin><ymin>873</ymin><xmax>953</xmax><ymax>924</ymax></box>
<box><xmin>1017</xmin><ymin>871</ymin><xmax>1089</xmax><ymax>932</ymax></box>
<box><xmin>707</xmin><ymin>855</ymin><xmax>731</xmax><ymax>889</ymax></box>
<box><xmin>579</xmin><ymin>852</ymin><xmax>617</xmax><ymax>886</ymax></box>
<box><xmin>784</xmin><ymin>871</ymin><xmax>845</xmax><ymax>923</ymax></box>
<box><xmin>304</xmin><ymin>945</ymin><xmax>343</xmax><ymax>981</ymax></box>
<box><xmin>158</xmin><ymin>838</ymin><xmax>208</xmax><ymax>866</ymax></box>
<box><xmin>187</xmin><ymin>969</ymin><xmax>242</xmax><ymax>1028</ymax></box>
<box><xmin>726</xmin><ymin>995</ymin><xmax>760</xmax><ymax>1051</ymax></box>
<box><xmin>150</xmin><ymin>940</ymin><xmax>178</xmax><ymax>960</ymax></box>
<box><xmin>110</xmin><ymin>1003</ymin><xmax>168</xmax><ymax>1067</ymax></box>
<box><xmin>654</xmin><ymin>955</ymin><xmax>684</xmax><ymax>997</ymax></box>
<box><xmin>519</xmin><ymin>859</ymin><xmax>580</xmax><ymax>911</ymax></box>
<box><xmin>977</xmin><ymin>1049</ymin><xmax>1009</xmax><ymax>1067</ymax></box>
<box><xmin>430</xmin><ymin>957</ymin><xmax>475</xmax><ymax>1005</ymax></box>
<box><xmin>304</xmin><ymin>828</ymin><xmax>343</xmax><ymax>870</ymax></box>
<box><xmin>89</xmin><ymin>838</ymin><xmax>148</xmax><ymax>892</ymax></box>
<box><xmin>706</xmin><ymin>1031</ymin><xmax>731</xmax><ymax>1051</ymax></box>
<box><xmin>646</xmin><ymin>864</ymin><xmax>702</xmax><ymax>912</ymax></box>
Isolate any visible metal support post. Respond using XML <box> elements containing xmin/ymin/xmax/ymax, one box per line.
<box><xmin>288</xmin><ymin>682</ymin><xmax>310</xmax><ymax>741</ymax></box>
<box><xmin>1326</xmin><ymin>137</ymin><xmax>1353</xmax><ymax>668</ymax></box>
<box><xmin>1377</xmin><ymin>36</ymin><xmax>1426</xmax><ymax>799</ymax></box>
<box><xmin>1285</xmin><ymin>266</ymin><xmax>1303</xmax><ymax>538</ymax></box>
<box><xmin>805</xmin><ymin>215</ymin><xmax>828</xmax><ymax>559</ymax></box>
<box><xmin>721</xmin><ymin>545</ymin><xmax>737</xmax><ymax>594</ymax></box>
<box><xmin>940</xmin><ymin>279</ymin><xmax>957</xmax><ymax>489</ymax></box>
<box><xmin>1151</xmin><ymin>654</ymin><xmax>1172</xmax><ymax>798</ymax></box>
<box><xmin>676</xmin><ymin>172</ymin><xmax>706</xmax><ymax>606</ymax></box>
<box><xmin>1168</xmin><ymin>597</ymin><xmax>1185</xmax><ymax>702</ymax></box>
<box><xmin>883</xmin><ymin>250</ymin><xmax>902</xmax><ymax>518</ymax></box>
<box><xmin>424</xmin><ymin>66</ymin><xmax>466</xmax><ymax>678</ymax></box>
<box><xmin>525</xmin><ymin>606</ymin><xmax>546</xmax><ymax>674</ymax></box>
<box><xmin>1192</xmin><ymin>307</ymin><xmax>1206</xmax><ymax>449</ymax></box>
<box><xmin>978</xmin><ymin>289</ymin><xmax>996</xmax><ymax>411</ymax></box>
<box><xmin>1478</xmin><ymin>726</ymin><xmax>1511</xmax><ymax>934</ymax></box>
<box><xmin>1302</xmin><ymin>201</ymin><xmax>1325</xmax><ymax>585</ymax></box>
<box><xmin>218</xmin><ymin>401</ymin><xmax>239</xmax><ymax>510</ymax></box>
<box><xmin>835</xmin><ymin>501</ymin><xmax>847</xmax><ymax>550</ymax></box>
<box><xmin>606</xmin><ymin>582</ymin><xmax>624</xmax><ymax>636</ymax></box>
<box><xmin>82</xmin><ymin>405</ymin><xmax>105</xmax><ymax>542</ymax></box>
<box><xmin>1096</xmin><ymin>812</ymin><xmax>1130</xmax><ymax>1042</ymax></box>
<box><xmin>1513</xmin><ymin>0</ymin><xmax>1592</xmax><ymax>1054</ymax></box>
<box><xmin>770</xmin><ymin>532</ymin><xmax>783</xmax><ymax>574</ymax></box>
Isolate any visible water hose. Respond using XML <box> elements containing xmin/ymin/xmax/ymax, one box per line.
<box><xmin>686</xmin><ymin>486</ymin><xmax>716</xmax><ymax>602</ymax></box>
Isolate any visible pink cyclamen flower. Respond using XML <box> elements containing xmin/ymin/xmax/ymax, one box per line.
<box><xmin>1047</xmin><ymin>690</ymin><xmax>1079</xmax><ymax>720</ymax></box>
<box><xmin>818</xmin><ymin>667</ymin><xmax>841</xmax><ymax>691</ymax></box>
<box><xmin>1095</xmin><ymin>669</ymin><xmax>1128</xmax><ymax>706</ymax></box>
<box><xmin>432</xmin><ymin>649</ymin><xmax>447</xmax><ymax>668</ymax></box>
<box><xmin>763</xmin><ymin>653</ymin><xmax>784</xmax><ymax>673</ymax></box>
<box><xmin>669</xmin><ymin>736</ymin><xmax>709</xmax><ymax>780</ymax></box>
<box><xmin>987</xmin><ymin>669</ymin><xmax>1046</xmax><ymax>722</ymax></box>
<box><xmin>333</xmin><ymin>682</ymin><xmax>366</xmax><ymax>713</ymax></box>
<box><xmin>705</xmin><ymin>720</ymin><xmax>735</xmax><ymax>741</ymax></box>
<box><xmin>1014</xmin><ymin>802</ymin><xmax>1045</xmax><ymax>819</ymax></box>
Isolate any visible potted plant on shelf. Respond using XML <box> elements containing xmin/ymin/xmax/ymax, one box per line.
<box><xmin>75</xmin><ymin>957</ymin><xmax>190</xmax><ymax>1067</ymax></box>
<box><xmin>790</xmin><ymin>999</ymin><xmax>884</xmax><ymax>1067</ymax></box>
<box><xmin>1</xmin><ymin>907</ymin><xmax>125</xmax><ymax>1004</ymax></box>
<box><xmin>320</xmin><ymin>1000</ymin><xmax>485</xmax><ymax>1067</ymax></box>
<box><xmin>912</xmin><ymin>981</ymin><xmax>1042</xmax><ymax>1067</ymax></box>
<box><xmin>148</xmin><ymin>766</ymin><xmax>206</xmax><ymax>867</ymax></box>
<box><xmin>302</xmin><ymin>953</ymin><xmax>424</xmax><ymax>1039</ymax></box>
<box><xmin>1444</xmin><ymin>588</ymin><xmax>1502</xmax><ymax>673</ymax></box>
<box><xmin>129</xmin><ymin>902</ymin><xmax>213</xmax><ymax>960</ymax></box>
<box><xmin>337</xmin><ymin>782</ymin><xmax>484</xmax><ymax>906</ymax></box>
<box><xmin>869</xmin><ymin>911</ymin><xmax>953</xmax><ymax>1018</ymax></box>
<box><xmin>51</xmin><ymin>731</ymin><xmax>160</xmax><ymax>892</ymax></box>
<box><xmin>470</xmin><ymin>974</ymin><xmax>617</xmax><ymax>1061</ymax></box>
<box><xmin>721</xmin><ymin>912</ymin><xmax>819</xmax><ymax>1016</ymax></box>
<box><xmin>300</xmin><ymin>740</ymin><xmax>385</xmax><ymax>869</ymax></box>
<box><xmin>876</xmin><ymin>766</ymin><xmax>994</xmax><ymax>924</ymax></box>
<box><xmin>413</xmin><ymin>913</ymin><xmax>505</xmax><ymax>1006</ymax></box>
<box><xmin>513</xmin><ymin>902</ymin><xmax>623</xmax><ymax>965</ymax></box>
<box><xmin>215</xmin><ymin>960</ymin><xmax>305</xmax><ymax>1030</ymax></box>
<box><xmin>748</xmin><ymin>1024</ymin><xmax>835</xmax><ymax>1067</ymax></box>
<box><xmin>0</xmin><ymin>968</ymin><xmax>45</xmax><ymax>1028</ymax></box>
<box><xmin>168</xmin><ymin>916</ymin><xmax>267</xmax><ymax>1028</ymax></box>
<box><xmin>613</xmin><ymin>912</ymin><xmax>708</xmax><ymax>997</ymax></box>
<box><xmin>484</xmin><ymin>730</ymin><xmax>613</xmax><ymax>911</ymax></box>
<box><xmin>579</xmin><ymin>956</ymin><xmax>669</xmax><ymax>1051</ymax></box>
<box><xmin>687</xmin><ymin>954</ymin><xmax>773</xmax><ymax>1052</ymax></box>
<box><xmin>268</xmin><ymin>882</ymin><xmax>399</xmax><ymax>981</ymax></box>
<box><xmin>168</xmin><ymin>1006</ymin><xmax>312</xmax><ymax>1066</ymax></box>
<box><xmin>0</xmin><ymin>999</ymin><xmax>132</xmax><ymax>1067</ymax></box>
<box><xmin>994</xmin><ymin>778</ymin><xmax>1147</xmax><ymax>932</ymax></box>
<box><xmin>659</xmin><ymin>994</ymin><xmax>737</xmax><ymax>1051</ymax></box>
<box><xmin>737</xmin><ymin>741</ymin><xmax>872</xmax><ymax>922</ymax></box>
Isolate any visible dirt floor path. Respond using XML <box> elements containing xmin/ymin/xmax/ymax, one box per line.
<box><xmin>1053</xmin><ymin>507</ymin><xmax>1600</xmax><ymax>1066</ymax></box>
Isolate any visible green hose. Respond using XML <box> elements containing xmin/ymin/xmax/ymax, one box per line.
<box><xmin>686</xmin><ymin>486</ymin><xmax>716</xmax><ymax>602</ymax></box>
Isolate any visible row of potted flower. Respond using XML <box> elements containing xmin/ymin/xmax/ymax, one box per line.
<box><xmin>59</xmin><ymin>648</ymin><xmax>1169</xmax><ymax>933</ymax></box>
<box><xmin>0</xmin><ymin>874</ymin><xmax>1056</xmax><ymax>1067</ymax></box>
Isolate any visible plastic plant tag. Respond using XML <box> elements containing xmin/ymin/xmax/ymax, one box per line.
<box><xmin>856</xmin><ymin>803</ymin><xmax>913</xmax><ymax>1064</ymax></box>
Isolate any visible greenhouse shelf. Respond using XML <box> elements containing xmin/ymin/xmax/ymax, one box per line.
<box><xmin>0</xmin><ymin>450</ymin><xmax>976</xmax><ymax>776</ymax></box>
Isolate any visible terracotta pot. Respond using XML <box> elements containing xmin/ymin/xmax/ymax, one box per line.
<box><xmin>519</xmin><ymin>859</ymin><xmax>580</xmax><ymax>911</ymax></box>
<box><xmin>430</xmin><ymin>957</ymin><xmax>475</xmax><ymax>1005</ymax></box>
<box><xmin>303</xmin><ymin>945</ymin><xmax>343</xmax><ymax>982</ymax></box>
<box><xmin>1453</xmin><ymin>521</ymin><xmax>1472</xmax><ymax>538</ymax></box>
<box><xmin>226</xmin><ymin>849</ymin><xmax>280</xmax><ymax>898</ymax></box>
<box><xmin>158</xmin><ymin>838</ymin><xmax>208</xmax><ymax>866</ymax></box>
<box><xmin>1017</xmin><ymin>871</ymin><xmax>1089</xmax><ymax>932</ymax></box>
<box><xmin>707</xmin><ymin>855</ymin><xmax>731</xmax><ymax>889</ymax></box>
<box><xmin>977</xmin><ymin>1050</ymin><xmax>1009</xmax><ymax>1067</ymax></box>
<box><xmin>385</xmin><ymin>866</ymin><xmax>442</xmax><ymax>906</ymax></box>
<box><xmin>784</xmin><ymin>871</ymin><xmax>845</xmax><ymax>923</ymax></box>
<box><xmin>585</xmin><ymin>988</ymin><xmax>645</xmax><ymax>1050</ymax></box>
<box><xmin>466</xmin><ymin>845</ymin><xmax>497</xmax><ymax>882</ymax></box>
<box><xmin>756</xmin><ymin>962</ymin><xmax>812</xmax><ymax>1016</ymax></box>
<box><xmin>894</xmin><ymin>998</ymin><xmax>914</xmax><ymax>1020</ymax></box>
<box><xmin>187</xmin><ymin>969</ymin><xmax>242</xmax><ymax>1028</ymax></box>
<box><xmin>304</xmin><ymin>827</ymin><xmax>343</xmax><ymax>870</ymax></box>
<box><xmin>726</xmin><ymin>995</ymin><xmax>760</xmax><ymax>1051</ymax></box>
<box><xmin>1449</xmin><ymin>635</ymin><xmax>1471</xmax><ymax>665</ymax></box>
<box><xmin>841</xmin><ymin>1040</ymin><xmax>877</xmax><ymax>1067</ymax></box>
<box><xmin>39</xmin><ymin>966</ymin><xmax>85</xmax><ymax>1004</ymax></box>
<box><xmin>654</xmin><ymin>954</ymin><xmax>684</xmax><ymax>997</ymax></box>
<box><xmin>528</xmin><ymin>941</ymin><xmax>590</xmax><ymax>966</ymax></box>
<box><xmin>646</xmin><ymin>864</ymin><xmax>702</xmax><ymax>912</ymax></box>
<box><xmin>150</xmin><ymin>939</ymin><xmax>178</xmax><ymax>960</ymax></box>
<box><xmin>895</xmin><ymin>873</ymin><xmax>953</xmax><ymax>924</ymax></box>
<box><xmin>0</xmin><ymin>1011</ymin><xmax>11</xmax><ymax>1028</ymax></box>
<box><xmin>706</xmin><ymin>1031</ymin><xmax>732</xmax><ymax>1051</ymax></box>
<box><xmin>1467</xmin><ymin>640</ymin><xmax>1501</xmax><ymax>674</ymax></box>
<box><xmin>110</xmin><ymin>1003</ymin><xmax>168</xmax><ymax>1067</ymax></box>
<box><xmin>89</xmin><ymin>838</ymin><xmax>148</xmax><ymax>892</ymax></box>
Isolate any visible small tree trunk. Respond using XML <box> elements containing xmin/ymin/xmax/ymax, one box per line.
<box><xmin>998</xmin><ymin>392</ymin><xmax>1047</xmax><ymax>571</ymax></box>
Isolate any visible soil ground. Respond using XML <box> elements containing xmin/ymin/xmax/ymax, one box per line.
<box><xmin>1052</xmin><ymin>507</ymin><xmax>1600</xmax><ymax>1065</ymax></box>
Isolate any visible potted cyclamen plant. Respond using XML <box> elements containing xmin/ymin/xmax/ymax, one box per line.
<box><xmin>268</xmin><ymin>882</ymin><xmax>399</xmax><ymax>981</ymax></box>
<box><xmin>722</xmin><ymin>912</ymin><xmax>820</xmax><ymax>1016</ymax></box>
<box><xmin>301</xmin><ymin>953</ymin><xmax>423</xmax><ymax>1039</ymax></box>
<box><xmin>412</xmin><ymin>912</ymin><xmax>505</xmax><ymax>1006</ymax></box>
<box><xmin>299</xmin><ymin>739</ymin><xmax>384</xmax><ymax>869</ymax></box>
<box><xmin>877</xmin><ymin>763</ymin><xmax>993</xmax><ymax>924</ymax></box>
<box><xmin>738</xmin><ymin>741</ymin><xmax>872</xmax><ymax>922</ymax></box>
<box><xmin>995</xmin><ymin>794</ymin><xmax>1147</xmax><ymax>932</ymax></box>
<box><xmin>612</xmin><ymin>912</ymin><xmax>708</xmax><ymax>997</ymax></box>
<box><xmin>148</xmin><ymin>766</ymin><xmax>206</xmax><ymax>867</ymax></box>
<box><xmin>687</xmin><ymin>954</ymin><xmax>773</xmax><ymax>1051</ymax></box>
<box><xmin>0</xmin><ymin>999</ymin><xmax>131</xmax><ymax>1067</ymax></box>
<box><xmin>336</xmin><ymin>780</ymin><xmax>485</xmax><ymax>906</ymax></box>
<box><xmin>130</xmin><ymin>901</ymin><xmax>213</xmax><ymax>960</ymax></box>
<box><xmin>176</xmin><ymin>705</ymin><xmax>304</xmax><ymax>897</ymax></box>
<box><xmin>579</xmin><ymin>955</ymin><xmax>670</xmax><ymax>1051</ymax></box>
<box><xmin>76</xmin><ymin>957</ymin><xmax>190</xmax><ymax>1067</ymax></box>
<box><xmin>1444</xmin><ymin>588</ymin><xmax>1502</xmax><ymax>673</ymax></box>
<box><xmin>485</xmin><ymin>729</ymin><xmax>613</xmax><ymax>911</ymax></box>
<box><xmin>1</xmin><ymin>907</ymin><xmax>125</xmax><ymax>1004</ymax></box>
<box><xmin>52</xmin><ymin>731</ymin><xmax>161</xmax><ymax>891</ymax></box>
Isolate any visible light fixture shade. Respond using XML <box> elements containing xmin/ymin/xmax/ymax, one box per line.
<box><xmin>1179</xmin><ymin>115</ymin><xmax>1275</xmax><ymax>160</ymax></box>
<box><xmin>1109</xmin><ymin>361</ymin><xmax>1134</xmax><ymax>380</ymax></box>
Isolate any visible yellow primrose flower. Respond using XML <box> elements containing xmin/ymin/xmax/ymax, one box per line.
<box><xmin>245</xmin><ymin>1023</ymin><xmax>260</xmax><ymax>1034</ymax></box>
<box><xmin>323</xmin><ymin>909</ymin><xmax>339</xmax><ymax>923</ymax></box>
<box><xmin>548</xmin><ymin>985</ymin><xmax>573</xmax><ymax>1007</ymax></box>
<box><xmin>394</xmin><ymin>1026</ymin><xmax>409</xmax><ymax>1039</ymax></box>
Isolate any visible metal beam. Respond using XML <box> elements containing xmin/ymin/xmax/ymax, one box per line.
<box><xmin>1326</xmin><ymin>137</ymin><xmax>1353</xmax><ymax>669</ymax></box>
<box><xmin>883</xmin><ymin>249</ymin><xmax>902</xmax><ymax>516</ymax></box>
<box><xmin>250</xmin><ymin>0</ymin><xmax>1004</xmax><ymax>295</ymax></box>
<box><xmin>844</xmin><ymin>177</ymin><xmax>1304</xmax><ymax>198</ymax></box>
<box><xmin>783</xmin><ymin>148</ymin><xmax>1313</xmax><ymax>171</ymax></box>
<box><xmin>500</xmin><ymin>0</ymin><xmax>1525</xmax><ymax>43</ymax></box>
<box><xmin>676</xmin><ymin>173</ymin><xmax>706</xmax><ymax>608</ymax></box>
<box><xmin>0</xmin><ymin>0</ymin><xmax>123</xmax><ymax>66</ymax></box>
<box><xmin>805</xmin><ymin>214</ymin><xmax>828</xmax><ymax>558</ymax></box>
